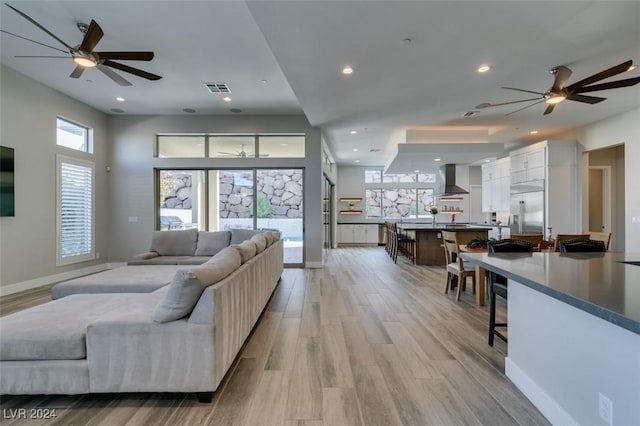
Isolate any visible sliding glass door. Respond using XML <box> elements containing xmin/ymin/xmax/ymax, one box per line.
<box><xmin>157</xmin><ymin>168</ymin><xmax>304</xmax><ymax>266</ymax></box>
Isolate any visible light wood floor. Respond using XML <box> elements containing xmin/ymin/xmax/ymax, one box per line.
<box><xmin>0</xmin><ymin>246</ymin><xmax>549</xmax><ymax>425</ymax></box>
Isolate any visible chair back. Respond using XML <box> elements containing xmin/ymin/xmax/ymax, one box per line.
<box><xmin>488</xmin><ymin>239</ymin><xmax>533</xmax><ymax>253</ymax></box>
<box><xmin>510</xmin><ymin>233</ymin><xmax>543</xmax><ymax>250</ymax></box>
<box><xmin>587</xmin><ymin>231</ymin><xmax>611</xmax><ymax>251</ymax></box>
<box><xmin>442</xmin><ymin>231</ymin><xmax>463</xmax><ymax>269</ymax></box>
<box><xmin>559</xmin><ymin>238</ymin><xmax>606</xmax><ymax>253</ymax></box>
<box><xmin>554</xmin><ymin>233</ymin><xmax>590</xmax><ymax>252</ymax></box>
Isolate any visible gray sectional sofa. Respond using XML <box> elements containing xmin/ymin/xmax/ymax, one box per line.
<box><xmin>0</xmin><ymin>229</ymin><xmax>283</xmax><ymax>402</ymax></box>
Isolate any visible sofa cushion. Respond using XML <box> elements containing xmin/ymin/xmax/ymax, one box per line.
<box><xmin>152</xmin><ymin>248</ymin><xmax>242</xmax><ymax>323</ymax></box>
<box><xmin>132</xmin><ymin>252</ymin><xmax>159</xmax><ymax>261</ymax></box>
<box><xmin>128</xmin><ymin>256</ymin><xmax>196</xmax><ymax>266</ymax></box>
<box><xmin>230</xmin><ymin>228</ymin><xmax>263</xmax><ymax>244</ymax></box>
<box><xmin>0</xmin><ymin>294</ymin><xmax>151</xmax><ymax>361</ymax></box>
<box><xmin>149</xmin><ymin>228</ymin><xmax>198</xmax><ymax>256</ymax></box>
<box><xmin>250</xmin><ymin>234</ymin><xmax>267</xmax><ymax>253</ymax></box>
<box><xmin>232</xmin><ymin>240</ymin><xmax>257</xmax><ymax>264</ymax></box>
<box><xmin>51</xmin><ymin>265</ymin><xmax>191</xmax><ymax>299</ymax></box>
<box><xmin>194</xmin><ymin>231</ymin><xmax>231</xmax><ymax>256</ymax></box>
<box><xmin>263</xmin><ymin>232</ymin><xmax>274</xmax><ymax>246</ymax></box>
<box><xmin>267</xmin><ymin>230</ymin><xmax>281</xmax><ymax>243</ymax></box>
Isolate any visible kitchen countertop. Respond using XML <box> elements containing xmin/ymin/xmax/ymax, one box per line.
<box><xmin>397</xmin><ymin>224</ymin><xmax>493</xmax><ymax>231</ymax></box>
<box><xmin>460</xmin><ymin>251</ymin><xmax>640</xmax><ymax>335</ymax></box>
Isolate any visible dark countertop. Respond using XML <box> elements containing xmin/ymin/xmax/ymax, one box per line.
<box><xmin>397</xmin><ymin>224</ymin><xmax>492</xmax><ymax>231</ymax></box>
<box><xmin>460</xmin><ymin>251</ymin><xmax>640</xmax><ymax>335</ymax></box>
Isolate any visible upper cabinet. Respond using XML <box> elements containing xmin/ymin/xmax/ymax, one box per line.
<box><xmin>482</xmin><ymin>157</ymin><xmax>510</xmax><ymax>212</ymax></box>
<box><xmin>510</xmin><ymin>147</ymin><xmax>545</xmax><ymax>184</ymax></box>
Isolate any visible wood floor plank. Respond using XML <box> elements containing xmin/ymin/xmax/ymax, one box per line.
<box><xmin>321</xmin><ymin>388</ymin><xmax>362</xmax><ymax>426</ymax></box>
<box><xmin>352</xmin><ymin>365</ymin><xmax>403</xmax><ymax>426</ymax></box>
<box><xmin>265</xmin><ymin>318</ymin><xmax>301</xmax><ymax>371</ymax></box>
<box><xmin>340</xmin><ymin>316</ymin><xmax>377</xmax><ymax>367</ymax></box>
<box><xmin>244</xmin><ymin>370</ymin><xmax>290</xmax><ymax>426</ymax></box>
<box><xmin>285</xmin><ymin>337</ymin><xmax>323</xmax><ymax>421</ymax></box>
<box><xmin>320</xmin><ymin>324</ymin><xmax>355</xmax><ymax>388</ymax></box>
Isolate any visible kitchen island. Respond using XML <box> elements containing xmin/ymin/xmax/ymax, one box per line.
<box><xmin>397</xmin><ymin>224</ymin><xmax>490</xmax><ymax>266</ymax></box>
<box><xmin>460</xmin><ymin>251</ymin><xmax>640</xmax><ymax>426</ymax></box>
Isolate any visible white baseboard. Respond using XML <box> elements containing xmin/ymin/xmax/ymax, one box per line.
<box><xmin>0</xmin><ymin>263</ymin><xmax>112</xmax><ymax>296</ymax></box>
<box><xmin>305</xmin><ymin>261</ymin><xmax>323</xmax><ymax>269</ymax></box>
<box><xmin>505</xmin><ymin>357</ymin><xmax>578</xmax><ymax>426</ymax></box>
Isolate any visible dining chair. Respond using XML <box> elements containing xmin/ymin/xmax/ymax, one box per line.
<box><xmin>487</xmin><ymin>239</ymin><xmax>533</xmax><ymax>346</ymax></box>
<box><xmin>554</xmin><ymin>233</ymin><xmax>590</xmax><ymax>251</ymax></box>
<box><xmin>587</xmin><ymin>231</ymin><xmax>611</xmax><ymax>251</ymax></box>
<box><xmin>510</xmin><ymin>233</ymin><xmax>543</xmax><ymax>251</ymax></box>
<box><xmin>442</xmin><ymin>231</ymin><xmax>475</xmax><ymax>301</ymax></box>
<box><xmin>559</xmin><ymin>238</ymin><xmax>606</xmax><ymax>253</ymax></box>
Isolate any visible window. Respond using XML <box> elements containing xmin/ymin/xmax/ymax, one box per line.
<box><xmin>57</xmin><ymin>117</ymin><xmax>92</xmax><ymax>153</ymax></box>
<box><xmin>157</xmin><ymin>135</ymin><xmax>205</xmax><ymax>158</ymax></box>
<box><xmin>365</xmin><ymin>170</ymin><xmax>381</xmax><ymax>183</ymax></box>
<box><xmin>259</xmin><ymin>135</ymin><xmax>305</xmax><ymax>158</ymax></box>
<box><xmin>209</xmin><ymin>136</ymin><xmax>255</xmax><ymax>158</ymax></box>
<box><xmin>57</xmin><ymin>155</ymin><xmax>94</xmax><ymax>265</ymax></box>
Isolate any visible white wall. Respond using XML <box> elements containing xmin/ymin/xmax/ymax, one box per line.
<box><xmin>0</xmin><ymin>66</ymin><xmax>110</xmax><ymax>290</ymax></box>
<box><xmin>107</xmin><ymin>115</ymin><xmax>323</xmax><ymax>267</ymax></box>
<box><xmin>576</xmin><ymin>108</ymin><xmax>640</xmax><ymax>252</ymax></box>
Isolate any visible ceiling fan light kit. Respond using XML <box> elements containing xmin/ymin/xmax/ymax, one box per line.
<box><xmin>4</xmin><ymin>3</ymin><xmax>162</xmax><ymax>86</ymax></box>
<box><xmin>479</xmin><ymin>60</ymin><xmax>640</xmax><ymax>115</ymax></box>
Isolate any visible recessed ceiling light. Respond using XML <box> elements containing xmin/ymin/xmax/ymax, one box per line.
<box><xmin>223</xmin><ymin>96</ymin><xmax>232</xmax><ymax>102</ymax></box>
<box><xmin>485</xmin><ymin>159</ymin><xmax>491</xmax><ymax>163</ymax></box>
<box><xmin>477</xmin><ymin>64</ymin><xmax>492</xmax><ymax>73</ymax></box>
<box><xmin>434</xmin><ymin>158</ymin><xmax>441</xmax><ymax>162</ymax></box>
<box><xmin>350</xmin><ymin>130</ymin><xmax>358</xmax><ymax>134</ymax></box>
<box><xmin>115</xmin><ymin>96</ymin><xmax>125</xmax><ymax>102</ymax></box>
<box><xmin>280</xmin><ymin>143</ymin><xmax>288</xmax><ymax>146</ymax></box>
<box><xmin>414</xmin><ymin>169</ymin><xmax>420</xmax><ymax>173</ymax></box>
<box><xmin>342</xmin><ymin>66</ymin><xmax>354</xmax><ymax>75</ymax></box>
<box><xmin>354</xmin><ymin>159</ymin><xmax>360</xmax><ymax>163</ymax></box>
<box><xmin>353</xmin><ymin>148</ymin><xmax>359</xmax><ymax>152</ymax></box>
<box><xmin>530</xmin><ymin>130</ymin><xmax>539</xmax><ymax>134</ymax></box>
<box><xmin>261</xmin><ymin>79</ymin><xmax>268</xmax><ymax>83</ymax></box>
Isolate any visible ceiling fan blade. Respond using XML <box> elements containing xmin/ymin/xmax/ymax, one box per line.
<box><xmin>551</xmin><ymin>65</ymin><xmax>572</xmax><ymax>91</ymax></box>
<box><xmin>217</xmin><ymin>151</ymin><xmax>239</xmax><ymax>156</ymax></box>
<box><xmin>505</xmin><ymin>99</ymin><xmax>546</xmax><ymax>116</ymax></box>
<box><xmin>543</xmin><ymin>104</ymin><xmax>556</xmax><ymax>115</ymax></box>
<box><xmin>80</xmin><ymin>20</ymin><xmax>104</xmax><ymax>53</ymax></box>
<box><xmin>476</xmin><ymin>97</ymin><xmax>542</xmax><ymax>109</ymax></box>
<box><xmin>15</xmin><ymin>55</ymin><xmax>69</xmax><ymax>58</ymax></box>
<box><xmin>502</xmin><ymin>87</ymin><xmax>547</xmax><ymax>96</ymax></box>
<box><xmin>566</xmin><ymin>93</ymin><xmax>606</xmax><ymax>104</ymax></box>
<box><xmin>70</xmin><ymin>66</ymin><xmax>85</xmax><ymax>79</ymax></box>
<box><xmin>0</xmin><ymin>29</ymin><xmax>69</xmax><ymax>53</ymax></box>
<box><xmin>95</xmin><ymin>51</ymin><xmax>154</xmax><ymax>61</ymax></box>
<box><xmin>5</xmin><ymin>4</ymin><xmax>73</xmax><ymax>50</ymax></box>
<box><xmin>566</xmin><ymin>60</ymin><xmax>633</xmax><ymax>91</ymax></box>
<box><xmin>96</xmin><ymin>64</ymin><xmax>132</xmax><ymax>86</ymax></box>
<box><xmin>102</xmin><ymin>60</ymin><xmax>162</xmax><ymax>80</ymax></box>
<box><xmin>573</xmin><ymin>77</ymin><xmax>640</xmax><ymax>93</ymax></box>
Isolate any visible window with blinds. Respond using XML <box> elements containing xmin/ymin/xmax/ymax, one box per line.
<box><xmin>56</xmin><ymin>155</ymin><xmax>94</xmax><ymax>265</ymax></box>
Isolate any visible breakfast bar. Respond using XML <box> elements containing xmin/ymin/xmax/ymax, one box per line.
<box><xmin>461</xmin><ymin>251</ymin><xmax>640</xmax><ymax>426</ymax></box>
<box><xmin>397</xmin><ymin>224</ymin><xmax>490</xmax><ymax>266</ymax></box>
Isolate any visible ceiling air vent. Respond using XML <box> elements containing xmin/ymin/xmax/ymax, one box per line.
<box><xmin>462</xmin><ymin>111</ymin><xmax>479</xmax><ymax>117</ymax></box>
<box><xmin>204</xmin><ymin>82</ymin><xmax>231</xmax><ymax>94</ymax></box>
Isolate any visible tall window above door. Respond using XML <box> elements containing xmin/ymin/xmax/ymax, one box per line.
<box><xmin>57</xmin><ymin>117</ymin><xmax>92</xmax><ymax>153</ymax></box>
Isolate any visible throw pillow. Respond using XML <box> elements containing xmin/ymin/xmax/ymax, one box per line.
<box><xmin>230</xmin><ymin>228</ymin><xmax>262</xmax><ymax>244</ymax></box>
<box><xmin>153</xmin><ymin>248</ymin><xmax>242</xmax><ymax>323</ymax></box>
<box><xmin>194</xmin><ymin>231</ymin><xmax>231</xmax><ymax>256</ymax></box>
<box><xmin>232</xmin><ymin>240</ymin><xmax>257</xmax><ymax>263</ymax></box>
<box><xmin>250</xmin><ymin>234</ymin><xmax>267</xmax><ymax>253</ymax></box>
<box><xmin>263</xmin><ymin>232</ymin><xmax>274</xmax><ymax>246</ymax></box>
<box><xmin>149</xmin><ymin>228</ymin><xmax>198</xmax><ymax>256</ymax></box>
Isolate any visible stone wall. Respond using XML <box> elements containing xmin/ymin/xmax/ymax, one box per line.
<box><xmin>160</xmin><ymin>170</ymin><xmax>303</xmax><ymax>219</ymax></box>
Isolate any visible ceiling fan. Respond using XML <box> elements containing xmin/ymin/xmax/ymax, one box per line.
<box><xmin>218</xmin><ymin>144</ymin><xmax>269</xmax><ymax>158</ymax></box>
<box><xmin>476</xmin><ymin>60</ymin><xmax>640</xmax><ymax>115</ymax></box>
<box><xmin>2</xmin><ymin>3</ymin><xmax>161</xmax><ymax>86</ymax></box>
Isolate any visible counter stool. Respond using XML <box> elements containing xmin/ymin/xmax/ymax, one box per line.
<box><xmin>487</xmin><ymin>239</ymin><xmax>533</xmax><ymax>346</ymax></box>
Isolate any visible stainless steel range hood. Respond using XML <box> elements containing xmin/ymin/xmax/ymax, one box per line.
<box><xmin>437</xmin><ymin>164</ymin><xmax>469</xmax><ymax>195</ymax></box>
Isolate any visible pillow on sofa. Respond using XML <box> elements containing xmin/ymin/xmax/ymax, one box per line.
<box><xmin>250</xmin><ymin>234</ymin><xmax>267</xmax><ymax>253</ymax></box>
<box><xmin>232</xmin><ymin>240</ymin><xmax>257</xmax><ymax>264</ymax></box>
<box><xmin>194</xmin><ymin>231</ymin><xmax>231</xmax><ymax>256</ymax></box>
<box><xmin>152</xmin><ymin>247</ymin><xmax>241</xmax><ymax>323</ymax></box>
<box><xmin>262</xmin><ymin>232</ymin><xmax>274</xmax><ymax>246</ymax></box>
<box><xmin>230</xmin><ymin>228</ymin><xmax>263</xmax><ymax>244</ymax></box>
<box><xmin>150</xmin><ymin>228</ymin><xmax>198</xmax><ymax>256</ymax></box>
<box><xmin>132</xmin><ymin>251</ymin><xmax>159</xmax><ymax>260</ymax></box>
<box><xmin>267</xmin><ymin>230</ymin><xmax>281</xmax><ymax>243</ymax></box>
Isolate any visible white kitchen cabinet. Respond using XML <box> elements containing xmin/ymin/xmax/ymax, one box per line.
<box><xmin>482</xmin><ymin>157</ymin><xmax>510</xmax><ymax>212</ymax></box>
<box><xmin>510</xmin><ymin>147</ymin><xmax>545</xmax><ymax>184</ymax></box>
<box><xmin>338</xmin><ymin>224</ymin><xmax>378</xmax><ymax>244</ymax></box>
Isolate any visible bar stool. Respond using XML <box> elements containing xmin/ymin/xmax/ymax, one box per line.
<box><xmin>487</xmin><ymin>239</ymin><xmax>533</xmax><ymax>346</ymax></box>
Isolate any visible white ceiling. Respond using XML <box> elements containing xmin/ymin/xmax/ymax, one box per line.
<box><xmin>2</xmin><ymin>1</ymin><xmax>639</xmax><ymax>170</ymax></box>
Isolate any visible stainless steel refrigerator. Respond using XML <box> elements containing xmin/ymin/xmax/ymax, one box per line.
<box><xmin>510</xmin><ymin>188</ymin><xmax>544</xmax><ymax>235</ymax></box>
